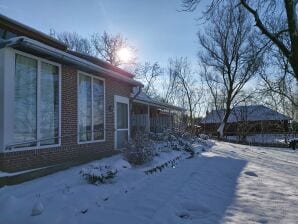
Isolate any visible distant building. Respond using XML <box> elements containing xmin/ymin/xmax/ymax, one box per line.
<box><xmin>200</xmin><ymin>105</ymin><xmax>291</xmax><ymax>136</ymax></box>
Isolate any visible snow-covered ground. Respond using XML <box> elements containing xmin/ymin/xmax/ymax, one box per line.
<box><xmin>0</xmin><ymin>141</ymin><xmax>297</xmax><ymax>224</ymax></box>
<box><xmin>226</xmin><ymin>133</ymin><xmax>298</xmax><ymax>144</ymax></box>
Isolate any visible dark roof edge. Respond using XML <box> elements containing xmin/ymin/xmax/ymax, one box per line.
<box><xmin>2</xmin><ymin>36</ymin><xmax>143</xmax><ymax>87</ymax></box>
<box><xmin>0</xmin><ymin>13</ymin><xmax>67</xmax><ymax>50</ymax></box>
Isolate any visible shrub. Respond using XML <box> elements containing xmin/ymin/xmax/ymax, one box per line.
<box><xmin>183</xmin><ymin>142</ymin><xmax>195</xmax><ymax>157</ymax></box>
<box><xmin>80</xmin><ymin>165</ymin><xmax>118</xmax><ymax>185</ymax></box>
<box><xmin>199</xmin><ymin>134</ymin><xmax>209</xmax><ymax>140</ymax></box>
<box><xmin>123</xmin><ymin>131</ymin><xmax>155</xmax><ymax>165</ymax></box>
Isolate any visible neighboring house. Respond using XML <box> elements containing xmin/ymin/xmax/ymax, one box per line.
<box><xmin>0</xmin><ymin>15</ymin><xmax>183</xmax><ymax>173</ymax></box>
<box><xmin>200</xmin><ymin>105</ymin><xmax>291</xmax><ymax>136</ymax></box>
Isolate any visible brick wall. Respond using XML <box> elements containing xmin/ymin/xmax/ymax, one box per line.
<box><xmin>0</xmin><ymin>65</ymin><xmax>133</xmax><ymax>172</ymax></box>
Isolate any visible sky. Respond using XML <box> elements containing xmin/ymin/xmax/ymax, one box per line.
<box><xmin>0</xmin><ymin>0</ymin><xmax>204</xmax><ymax>67</ymax></box>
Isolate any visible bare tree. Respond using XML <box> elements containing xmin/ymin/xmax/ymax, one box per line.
<box><xmin>134</xmin><ymin>62</ymin><xmax>163</xmax><ymax>97</ymax></box>
<box><xmin>91</xmin><ymin>31</ymin><xmax>137</xmax><ymax>67</ymax></box>
<box><xmin>163</xmin><ymin>57</ymin><xmax>203</xmax><ymax>127</ymax></box>
<box><xmin>50</xmin><ymin>30</ymin><xmax>93</xmax><ymax>55</ymax></box>
<box><xmin>257</xmin><ymin>48</ymin><xmax>297</xmax><ymax>118</ymax></box>
<box><xmin>198</xmin><ymin>1</ymin><xmax>263</xmax><ymax>138</ymax></box>
<box><xmin>182</xmin><ymin>0</ymin><xmax>298</xmax><ymax>82</ymax></box>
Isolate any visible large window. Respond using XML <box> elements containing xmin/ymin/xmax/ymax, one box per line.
<box><xmin>13</xmin><ymin>54</ymin><xmax>60</xmax><ymax>148</ymax></box>
<box><xmin>78</xmin><ymin>72</ymin><xmax>105</xmax><ymax>142</ymax></box>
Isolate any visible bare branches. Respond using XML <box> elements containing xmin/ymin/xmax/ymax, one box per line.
<box><xmin>239</xmin><ymin>0</ymin><xmax>291</xmax><ymax>59</ymax></box>
<box><xmin>182</xmin><ymin>0</ymin><xmax>298</xmax><ymax>81</ymax></box>
<box><xmin>199</xmin><ymin>0</ymin><xmax>262</xmax><ymax>137</ymax></box>
<box><xmin>50</xmin><ymin>30</ymin><xmax>93</xmax><ymax>55</ymax></box>
<box><xmin>135</xmin><ymin>62</ymin><xmax>163</xmax><ymax>97</ymax></box>
<box><xmin>163</xmin><ymin>57</ymin><xmax>203</xmax><ymax>126</ymax></box>
<box><xmin>91</xmin><ymin>32</ymin><xmax>137</xmax><ymax>67</ymax></box>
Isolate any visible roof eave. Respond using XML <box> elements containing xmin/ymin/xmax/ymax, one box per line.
<box><xmin>2</xmin><ymin>36</ymin><xmax>143</xmax><ymax>87</ymax></box>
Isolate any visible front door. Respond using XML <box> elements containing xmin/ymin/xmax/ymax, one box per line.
<box><xmin>114</xmin><ymin>95</ymin><xmax>130</xmax><ymax>149</ymax></box>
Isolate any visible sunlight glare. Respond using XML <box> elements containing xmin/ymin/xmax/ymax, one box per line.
<box><xmin>117</xmin><ymin>47</ymin><xmax>133</xmax><ymax>63</ymax></box>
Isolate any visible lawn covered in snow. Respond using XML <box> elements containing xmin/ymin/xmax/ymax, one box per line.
<box><xmin>0</xmin><ymin>141</ymin><xmax>297</xmax><ymax>224</ymax></box>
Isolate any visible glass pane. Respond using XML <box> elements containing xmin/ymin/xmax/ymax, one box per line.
<box><xmin>117</xmin><ymin>102</ymin><xmax>128</xmax><ymax>129</ymax></box>
<box><xmin>40</xmin><ymin>62</ymin><xmax>59</xmax><ymax>146</ymax></box>
<box><xmin>78</xmin><ymin>74</ymin><xmax>92</xmax><ymax>142</ymax></box>
<box><xmin>93</xmin><ymin>78</ymin><xmax>104</xmax><ymax>140</ymax></box>
<box><xmin>14</xmin><ymin>54</ymin><xmax>37</xmax><ymax>147</ymax></box>
<box><xmin>117</xmin><ymin>130</ymin><xmax>128</xmax><ymax>149</ymax></box>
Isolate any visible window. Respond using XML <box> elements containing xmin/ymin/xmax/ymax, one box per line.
<box><xmin>40</xmin><ymin>62</ymin><xmax>59</xmax><ymax>146</ymax></box>
<box><xmin>14</xmin><ymin>54</ymin><xmax>37</xmax><ymax>147</ymax></box>
<box><xmin>13</xmin><ymin>54</ymin><xmax>60</xmax><ymax>148</ymax></box>
<box><xmin>78</xmin><ymin>72</ymin><xmax>105</xmax><ymax>142</ymax></box>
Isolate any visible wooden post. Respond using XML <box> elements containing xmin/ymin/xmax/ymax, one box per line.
<box><xmin>147</xmin><ymin>104</ymin><xmax>150</xmax><ymax>133</ymax></box>
<box><xmin>169</xmin><ymin>109</ymin><xmax>172</xmax><ymax>131</ymax></box>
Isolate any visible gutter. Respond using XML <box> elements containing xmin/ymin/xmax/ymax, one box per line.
<box><xmin>1</xmin><ymin>36</ymin><xmax>143</xmax><ymax>87</ymax></box>
<box><xmin>0</xmin><ymin>14</ymin><xmax>66</xmax><ymax>49</ymax></box>
<box><xmin>133</xmin><ymin>98</ymin><xmax>186</xmax><ymax>111</ymax></box>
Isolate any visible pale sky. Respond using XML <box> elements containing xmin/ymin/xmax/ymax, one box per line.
<box><xmin>0</xmin><ymin>0</ymin><xmax>204</xmax><ymax>66</ymax></box>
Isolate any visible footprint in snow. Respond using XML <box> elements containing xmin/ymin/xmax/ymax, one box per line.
<box><xmin>244</xmin><ymin>171</ymin><xmax>258</xmax><ymax>177</ymax></box>
<box><xmin>177</xmin><ymin>202</ymin><xmax>210</xmax><ymax>220</ymax></box>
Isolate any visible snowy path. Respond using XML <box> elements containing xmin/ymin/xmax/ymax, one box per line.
<box><xmin>212</xmin><ymin>142</ymin><xmax>298</xmax><ymax>223</ymax></box>
<box><xmin>1</xmin><ymin>142</ymin><xmax>298</xmax><ymax>224</ymax></box>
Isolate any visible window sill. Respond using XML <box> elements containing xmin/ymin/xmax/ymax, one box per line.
<box><xmin>77</xmin><ymin>139</ymin><xmax>106</xmax><ymax>145</ymax></box>
<box><xmin>3</xmin><ymin>143</ymin><xmax>61</xmax><ymax>153</ymax></box>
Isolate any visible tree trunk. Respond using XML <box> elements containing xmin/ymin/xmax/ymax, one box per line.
<box><xmin>217</xmin><ymin>106</ymin><xmax>231</xmax><ymax>139</ymax></box>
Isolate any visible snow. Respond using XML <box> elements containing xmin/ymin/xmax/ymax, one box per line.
<box><xmin>1</xmin><ymin>141</ymin><xmax>298</xmax><ymax>224</ymax></box>
<box><xmin>201</xmin><ymin>105</ymin><xmax>291</xmax><ymax>123</ymax></box>
<box><xmin>226</xmin><ymin>133</ymin><xmax>298</xmax><ymax>144</ymax></box>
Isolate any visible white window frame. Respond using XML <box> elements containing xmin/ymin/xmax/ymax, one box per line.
<box><xmin>3</xmin><ymin>49</ymin><xmax>61</xmax><ymax>152</ymax></box>
<box><xmin>77</xmin><ymin>71</ymin><xmax>106</xmax><ymax>144</ymax></box>
<box><xmin>114</xmin><ymin>95</ymin><xmax>130</xmax><ymax>149</ymax></box>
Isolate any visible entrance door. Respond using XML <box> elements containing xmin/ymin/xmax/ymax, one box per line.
<box><xmin>114</xmin><ymin>96</ymin><xmax>130</xmax><ymax>149</ymax></box>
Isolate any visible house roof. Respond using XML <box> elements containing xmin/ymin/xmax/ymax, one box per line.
<box><xmin>0</xmin><ymin>14</ymin><xmax>66</xmax><ymax>50</ymax></box>
<box><xmin>1</xmin><ymin>36</ymin><xmax>143</xmax><ymax>87</ymax></box>
<box><xmin>0</xmin><ymin>14</ymin><xmax>137</xmax><ymax>82</ymax></box>
<box><xmin>134</xmin><ymin>91</ymin><xmax>186</xmax><ymax>111</ymax></box>
<box><xmin>201</xmin><ymin>105</ymin><xmax>291</xmax><ymax>124</ymax></box>
<box><xmin>68</xmin><ymin>50</ymin><xmax>135</xmax><ymax>78</ymax></box>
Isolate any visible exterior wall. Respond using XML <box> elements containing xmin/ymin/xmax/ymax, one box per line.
<box><xmin>0</xmin><ymin>49</ymin><xmax>4</xmax><ymax>150</ymax></box>
<box><xmin>0</xmin><ymin>61</ymin><xmax>133</xmax><ymax>172</ymax></box>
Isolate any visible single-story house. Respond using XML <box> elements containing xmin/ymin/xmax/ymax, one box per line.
<box><xmin>0</xmin><ymin>15</ymin><xmax>184</xmax><ymax>172</ymax></box>
<box><xmin>200</xmin><ymin>105</ymin><xmax>291</xmax><ymax>136</ymax></box>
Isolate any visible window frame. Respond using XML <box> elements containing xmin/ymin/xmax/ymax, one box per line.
<box><xmin>77</xmin><ymin>71</ymin><xmax>106</xmax><ymax>144</ymax></box>
<box><xmin>7</xmin><ymin>50</ymin><xmax>62</xmax><ymax>152</ymax></box>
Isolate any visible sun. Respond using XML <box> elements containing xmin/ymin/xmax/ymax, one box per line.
<box><xmin>117</xmin><ymin>47</ymin><xmax>133</xmax><ymax>64</ymax></box>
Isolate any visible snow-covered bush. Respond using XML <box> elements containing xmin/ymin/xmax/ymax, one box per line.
<box><xmin>80</xmin><ymin>165</ymin><xmax>118</xmax><ymax>185</ymax></box>
<box><xmin>199</xmin><ymin>134</ymin><xmax>209</xmax><ymax>140</ymax></box>
<box><xmin>123</xmin><ymin>131</ymin><xmax>155</xmax><ymax>165</ymax></box>
<box><xmin>183</xmin><ymin>142</ymin><xmax>195</xmax><ymax>157</ymax></box>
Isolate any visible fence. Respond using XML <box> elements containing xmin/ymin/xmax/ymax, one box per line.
<box><xmin>222</xmin><ymin>132</ymin><xmax>298</xmax><ymax>148</ymax></box>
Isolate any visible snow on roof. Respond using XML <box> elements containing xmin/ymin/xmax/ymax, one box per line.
<box><xmin>201</xmin><ymin>105</ymin><xmax>291</xmax><ymax>124</ymax></box>
<box><xmin>134</xmin><ymin>91</ymin><xmax>186</xmax><ymax>111</ymax></box>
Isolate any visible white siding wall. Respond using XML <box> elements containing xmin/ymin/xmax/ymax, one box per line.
<box><xmin>0</xmin><ymin>48</ymin><xmax>4</xmax><ymax>151</ymax></box>
<box><xmin>0</xmin><ymin>48</ymin><xmax>15</xmax><ymax>152</ymax></box>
